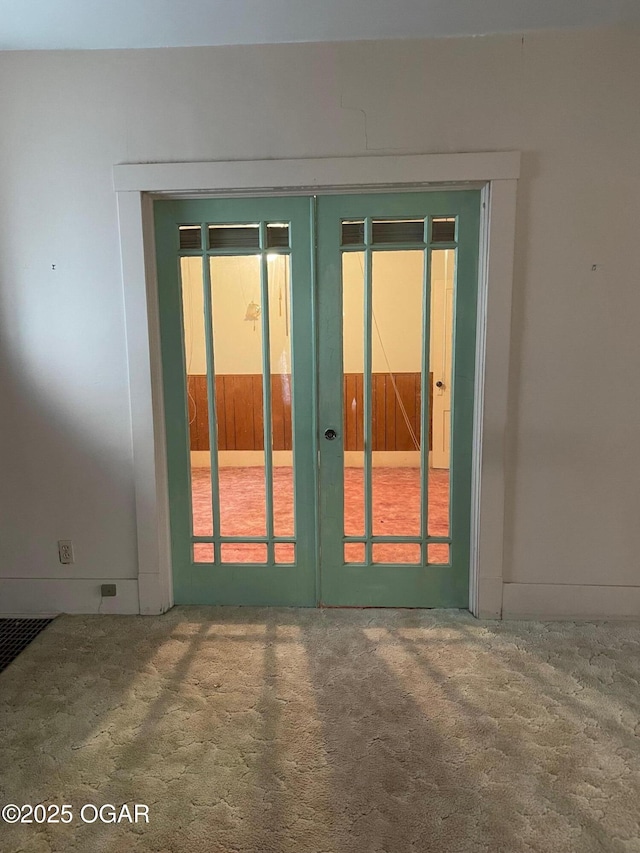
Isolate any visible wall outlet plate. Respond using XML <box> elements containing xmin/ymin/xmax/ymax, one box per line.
<box><xmin>101</xmin><ymin>584</ymin><xmax>117</xmax><ymax>597</ymax></box>
<box><xmin>58</xmin><ymin>539</ymin><xmax>74</xmax><ymax>564</ymax></box>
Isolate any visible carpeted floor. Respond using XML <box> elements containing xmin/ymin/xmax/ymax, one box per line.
<box><xmin>192</xmin><ymin>466</ymin><xmax>450</xmax><ymax>563</ymax></box>
<box><xmin>1</xmin><ymin>609</ymin><xmax>639</xmax><ymax>852</ymax></box>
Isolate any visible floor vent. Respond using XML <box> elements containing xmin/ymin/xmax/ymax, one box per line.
<box><xmin>0</xmin><ymin>619</ymin><xmax>53</xmax><ymax>674</ymax></box>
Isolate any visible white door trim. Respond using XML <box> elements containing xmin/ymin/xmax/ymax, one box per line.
<box><xmin>114</xmin><ymin>152</ymin><xmax>519</xmax><ymax>617</ymax></box>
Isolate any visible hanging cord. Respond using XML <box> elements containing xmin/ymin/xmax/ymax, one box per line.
<box><xmin>358</xmin><ymin>254</ymin><xmax>420</xmax><ymax>451</ymax></box>
<box><xmin>372</xmin><ymin>312</ymin><xmax>421</xmax><ymax>451</ymax></box>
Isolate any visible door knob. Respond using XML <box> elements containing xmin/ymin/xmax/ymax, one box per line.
<box><xmin>435</xmin><ymin>381</ymin><xmax>444</xmax><ymax>388</ymax></box>
<box><xmin>324</xmin><ymin>428</ymin><xmax>338</xmax><ymax>441</ymax></box>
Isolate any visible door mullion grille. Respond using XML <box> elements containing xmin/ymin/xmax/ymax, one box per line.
<box><xmin>363</xmin><ymin>218</ymin><xmax>373</xmax><ymax>564</ymax></box>
<box><xmin>343</xmin><ymin>535</ymin><xmax>452</xmax><ymax>544</ymax></box>
<box><xmin>420</xmin><ymin>243</ymin><xmax>432</xmax><ymax>564</ymax></box>
<box><xmin>201</xmin><ymin>225</ymin><xmax>222</xmax><ymax>562</ymax></box>
<box><xmin>192</xmin><ymin>536</ymin><xmax>296</xmax><ymax>544</ymax></box>
<box><xmin>259</xmin><ymin>223</ymin><xmax>275</xmax><ymax>565</ymax></box>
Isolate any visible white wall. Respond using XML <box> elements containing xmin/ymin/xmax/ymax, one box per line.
<box><xmin>1</xmin><ymin>26</ymin><xmax>639</xmax><ymax>616</ymax></box>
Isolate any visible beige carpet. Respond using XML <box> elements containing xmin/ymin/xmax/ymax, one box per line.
<box><xmin>1</xmin><ymin>609</ymin><xmax>639</xmax><ymax>853</ymax></box>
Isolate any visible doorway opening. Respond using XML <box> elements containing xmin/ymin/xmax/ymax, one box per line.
<box><xmin>155</xmin><ymin>190</ymin><xmax>480</xmax><ymax>607</ymax></box>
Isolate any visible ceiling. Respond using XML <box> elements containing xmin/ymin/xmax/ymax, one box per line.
<box><xmin>1</xmin><ymin>0</ymin><xmax>639</xmax><ymax>51</ymax></box>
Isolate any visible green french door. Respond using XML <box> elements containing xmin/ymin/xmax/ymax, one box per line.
<box><xmin>155</xmin><ymin>190</ymin><xmax>480</xmax><ymax>607</ymax></box>
<box><xmin>316</xmin><ymin>192</ymin><xmax>480</xmax><ymax>607</ymax></box>
<box><xmin>155</xmin><ymin>196</ymin><xmax>318</xmax><ymax>605</ymax></box>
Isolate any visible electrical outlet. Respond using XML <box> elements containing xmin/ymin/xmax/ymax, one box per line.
<box><xmin>58</xmin><ymin>539</ymin><xmax>74</xmax><ymax>564</ymax></box>
<box><xmin>101</xmin><ymin>584</ymin><xmax>117</xmax><ymax>597</ymax></box>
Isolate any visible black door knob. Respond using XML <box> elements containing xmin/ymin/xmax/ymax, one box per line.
<box><xmin>324</xmin><ymin>428</ymin><xmax>337</xmax><ymax>441</ymax></box>
<box><xmin>435</xmin><ymin>381</ymin><xmax>444</xmax><ymax>388</ymax></box>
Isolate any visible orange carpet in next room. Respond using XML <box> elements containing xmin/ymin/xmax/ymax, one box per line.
<box><xmin>191</xmin><ymin>467</ymin><xmax>450</xmax><ymax>564</ymax></box>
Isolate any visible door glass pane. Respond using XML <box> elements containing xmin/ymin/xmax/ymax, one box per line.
<box><xmin>372</xmin><ymin>543</ymin><xmax>421</xmax><ymax>564</ymax></box>
<box><xmin>344</xmin><ymin>543</ymin><xmax>366</xmax><ymax>563</ymax></box>
<box><xmin>427</xmin><ymin>544</ymin><xmax>450</xmax><ymax>565</ymax></box>
<box><xmin>431</xmin><ymin>217</ymin><xmax>456</xmax><ymax>243</ymax></box>
<box><xmin>209</xmin><ymin>223</ymin><xmax>260</xmax><ymax>250</ymax></box>
<box><xmin>371</xmin><ymin>250</ymin><xmax>424</xmax><ymax>536</ymax></box>
<box><xmin>210</xmin><ymin>255</ymin><xmax>267</xmax><ymax>539</ymax></box>
<box><xmin>220</xmin><ymin>543</ymin><xmax>268</xmax><ymax>563</ymax></box>
<box><xmin>342</xmin><ymin>252</ymin><xmax>365</xmax><ymax>536</ymax></box>
<box><xmin>180</xmin><ymin>256</ymin><xmax>213</xmax><ymax>539</ymax></box>
<box><xmin>268</xmin><ymin>253</ymin><xmax>295</xmax><ymax>537</ymax></box>
<box><xmin>274</xmin><ymin>543</ymin><xmax>295</xmax><ymax>564</ymax></box>
<box><xmin>371</xmin><ymin>219</ymin><xmax>424</xmax><ymax>244</ymax></box>
<box><xmin>193</xmin><ymin>543</ymin><xmax>214</xmax><ymax>563</ymax></box>
<box><xmin>428</xmin><ymin>249</ymin><xmax>455</xmax><ymax>538</ymax></box>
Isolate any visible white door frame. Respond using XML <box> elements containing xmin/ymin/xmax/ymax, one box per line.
<box><xmin>114</xmin><ymin>152</ymin><xmax>519</xmax><ymax>617</ymax></box>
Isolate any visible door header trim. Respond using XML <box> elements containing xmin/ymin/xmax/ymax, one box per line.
<box><xmin>114</xmin><ymin>152</ymin><xmax>520</xmax><ymax>193</ymax></box>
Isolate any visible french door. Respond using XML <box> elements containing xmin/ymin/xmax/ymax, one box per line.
<box><xmin>155</xmin><ymin>190</ymin><xmax>480</xmax><ymax>607</ymax></box>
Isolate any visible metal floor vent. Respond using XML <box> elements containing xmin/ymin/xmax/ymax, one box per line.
<box><xmin>0</xmin><ymin>618</ymin><xmax>53</xmax><ymax>675</ymax></box>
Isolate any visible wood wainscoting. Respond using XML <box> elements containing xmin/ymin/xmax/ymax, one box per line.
<box><xmin>187</xmin><ymin>373</ymin><xmax>432</xmax><ymax>452</ymax></box>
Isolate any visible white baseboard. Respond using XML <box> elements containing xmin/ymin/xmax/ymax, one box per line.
<box><xmin>502</xmin><ymin>583</ymin><xmax>640</xmax><ymax>621</ymax></box>
<box><xmin>191</xmin><ymin>450</ymin><xmax>427</xmax><ymax>468</ymax></box>
<box><xmin>5</xmin><ymin>578</ymin><xmax>637</xmax><ymax>621</ymax></box>
<box><xmin>191</xmin><ymin>450</ymin><xmax>294</xmax><ymax>467</ymax></box>
<box><xmin>0</xmin><ymin>612</ymin><xmax>60</xmax><ymax>619</ymax></box>
<box><xmin>475</xmin><ymin>577</ymin><xmax>503</xmax><ymax>619</ymax></box>
<box><xmin>0</xmin><ymin>579</ymin><xmax>140</xmax><ymax>616</ymax></box>
<box><xmin>345</xmin><ymin>451</ymin><xmax>422</xmax><ymax>467</ymax></box>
